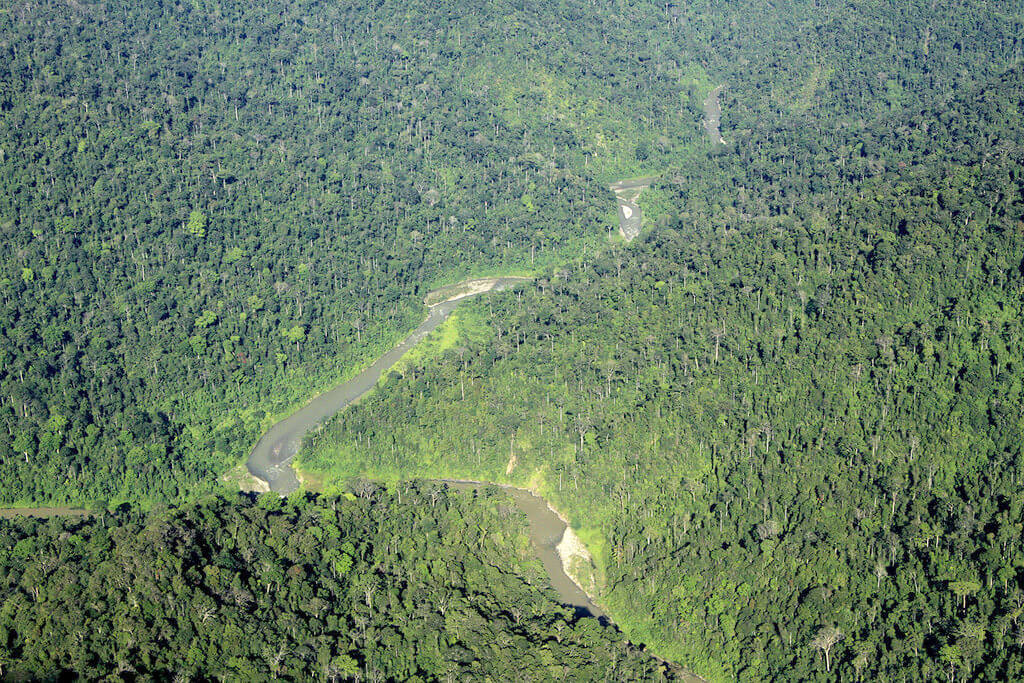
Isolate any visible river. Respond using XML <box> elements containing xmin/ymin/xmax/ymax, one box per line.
<box><xmin>0</xmin><ymin>506</ymin><xmax>91</xmax><ymax>519</ymax></box>
<box><xmin>244</xmin><ymin>276</ymin><xmax>604</xmax><ymax>616</ymax></box>
<box><xmin>246</xmin><ymin>277</ymin><xmax>529</xmax><ymax>493</ymax></box>
<box><xmin>609</xmin><ymin>176</ymin><xmax>657</xmax><ymax>242</ymax></box>
<box><xmin>703</xmin><ymin>84</ymin><xmax>726</xmax><ymax>145</ymax></box>
<box><xmin>1</xmin><ymin>276</ymin><xmax>691</xmax><ymax>674</ymax></box>
<box><xmin>444</xmin><ymin>480</ymin><xmax>603</xmax><ymax>617</ymax></box>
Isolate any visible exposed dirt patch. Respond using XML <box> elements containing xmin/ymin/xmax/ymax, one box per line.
<box><xmin>221</xmin><ymin>463</ymin><xmax>270</xmax><ymax>493</ymax></box>
<box><xmin>556</xmin><ymin>525</ymin><xmax>598</xmax><ymax>595</ymax></box>
<box><xmin>424</xmin><ymin>277</ymin><xmax>532</xmax><ymax>307</ymax></box>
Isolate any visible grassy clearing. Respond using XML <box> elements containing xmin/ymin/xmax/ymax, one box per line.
<box><xmin>387</xmin><ymin>306</ymin><xmax>492</xmax><ymax>383</ymax></box>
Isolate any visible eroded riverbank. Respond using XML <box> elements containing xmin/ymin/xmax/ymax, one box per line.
<box><xmin>243</xmin><ymin>276</ymin><xmax>613</xmax><ymax>618</ymax></box>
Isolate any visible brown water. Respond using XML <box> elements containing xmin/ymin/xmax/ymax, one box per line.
<box><xmin>445</xmin><ymin>480</ymin><xmax>603</xmax><ymax>618</ymax></box>
<box><xmin>244</xmin><ymin>276</ymin><xmax>609</xmax><ymax>616</ymax></box>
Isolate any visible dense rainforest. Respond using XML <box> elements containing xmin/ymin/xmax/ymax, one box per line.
<box><xmin>2</xmin><ymin>0</ymin><xmax>717</xmax><ymax>505</ymax></box>
<box><xmin>302</xmin><ymin>63</ymin><xmax>1024</xmax><ymax>680</ymax></box>
<box><xmin>2</xmin><ymin>0</ymin><xmax>1020</xmax><ymax>506</ymax></box>
<box><xmin>3</xmin><ymin>0</ymin><xmax>1024</xmax><ymax>680</ymax></box>
<box><xmin>0</xmin><ymin>489</ymin><xmax>673</xmax><ymax>680</ymax></box>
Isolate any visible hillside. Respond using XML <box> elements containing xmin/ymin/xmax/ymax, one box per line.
<box><xmin>0</xmin><ymin>489</ymin><xmax>673</xmax><ymax>680</ymax></box>
<box><xmin>1</xmin><ymin>0</ymin><xmax>702</xmax><ymax>505</ymax></box>
<box><xmin>302</xmin><ymin>69</ymin><xmax>1024</xmax><ymax>678</ymax></box>
<box><xmin>3</xmin><ymin>0</ymin><xmax>1024</xmax><ymax>679</ymax></box>
<box><xmin>2</xmin><ymin>0</ymin><xmax>1020</xmax><ymax>507</ymax></box>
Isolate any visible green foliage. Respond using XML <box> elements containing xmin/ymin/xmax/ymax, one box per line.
<box><xmin>2</xmin><ymin>0</ymin><xmax>1024</xmax><ymax>679</ymax></box>
<box><xmin>194</xmin><ymin>310</ymin><xmax>218</xmax><ymax>329</ymax></box>
<box><xmin>0</xmin><ymin>490</ymin><xmax>672</xmax><ymax>680</ymax></box>
<box><xmin>2</xmin><ymin>0</ymin><xmax>675</xmax><ymax>506</ymax></box>
<box><xmin>303</xmin><ymin>68</ymin><xmax>1024</xmax><ymax>679</ymax></box>
<box><xmin>186</xmin><ymin>210</ymin><xmax>207</xmax><ymax>238</ymax></box>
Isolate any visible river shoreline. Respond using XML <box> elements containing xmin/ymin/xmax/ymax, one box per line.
<box><xmin>242</xmin><ymin>276</ymin><xmax>615</xmax><ymax>618</ymax></box>
<box><xmin>439</xmin><ymin>478</ymin><xmax>604</xmax><ymax>617</ymax></box>
<box><xmin>703</xmin><ymin>84</ymin><xmax>726</xmax><ymax>145</ymax></box>
<box><xmin>609</xmin><ymin>176</ymin><xmax>657</xmax><ymax>242</ymax></box>
<box><xmin>244</xmin><ymin>277</ymin><xmax>531</xmax><ymax>493</ymax></box>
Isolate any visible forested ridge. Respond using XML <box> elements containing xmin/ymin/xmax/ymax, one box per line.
<box><xmin>0</xmin><ymin>489</ymin><xmax>673</xmax><ymax>680</ymax></box>
<box><xmin>0</xmin><ymin>0</ymin><xmax>706</xmax><ymax>505</ymax></box>
<box><xmin>4</xmin><ymin>0</ymin><xmax>1024</xmax><ymax>679</ymax></box>
<box><xmin>2</xmin><ymin>0</ymin><xmax>1019</xmax><ymax>506</ymax></box>
<box><xmin>303</xmin><ymin>66</ymin><xmax>1024</xmax><ymax>679</ymax></box>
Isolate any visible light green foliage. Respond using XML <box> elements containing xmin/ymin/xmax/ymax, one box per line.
<box><xmin>224</xmin><ymin>246</ymin><xmax>244</xmax><ymax>264</ymax></box>
<box><xmin>302</xmin><ymin>67</ymin><xmax>1024</xmax><ymax>680</ymax></box>
<box><xmin>186</xmin><ymin>210</ymin><xmax>207</xmax><ymax>237</ymax></box>
<box><xmin>282</xmin><ymin>325</ymin><xmax>306</xmax><ymax>345</ymax></box>
<box><xmin>2</xmin><ymin>0</ymin><xmax>1024</xmax><ymax>679</ymax></box>
<box><xmin>194</xmin><ymin>310</ymin><xmax>218</xmax><ymax>329</ymax></box>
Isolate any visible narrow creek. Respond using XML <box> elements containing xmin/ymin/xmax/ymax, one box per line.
<box><xmin>244</xmin><ymin>277</ymin><xmax>603</xmax><ymax>616</ymax></box>
<box><xmin>703</xmin><ymin>84</ymin><xmax>726</xmax><ymax>145</ymax></box>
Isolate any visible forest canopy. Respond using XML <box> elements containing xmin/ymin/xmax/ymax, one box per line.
<box><xmin>2</xmin><ymin>0</ymin><xmax>1024</xmax><ymax>680</ymax></box>
<box><xmin>0</xmin><ymin>489</ymin><xmax>673</xmax><ymax>680</ymax></box>
<box><xmin>301</xmin><ymin>59</ymin><xmax>1024</xmax><ymax>683</ymax></box>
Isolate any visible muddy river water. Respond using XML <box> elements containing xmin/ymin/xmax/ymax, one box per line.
<box><xmin>245</xmin><ymin>277</ymin><xmax>602</xmax><ymax>616</ymax></box>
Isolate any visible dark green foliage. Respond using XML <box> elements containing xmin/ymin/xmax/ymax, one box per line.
<box><xmin>1</xmin><ymin>0</ymin><xmax>708</xmax><ymax>505</ymax></box>
<box><xmin>0</xmin><ymin>489</ymin><xmax>671</xmax><ymax>680</ymax></box>
<box><xmin>4</xmin><ymin>0</ymin><xmax>1024</xmax><ymax>679</ymax></box>
<box><xmin>303</xmin><ymin>67</ymin><xmax>1024</xmax><ymax>679</ymax></box>
<box><xmin>3</xmin><ymin>0</ymin><xmax>1019</xmax><ymax>507</ymax></box>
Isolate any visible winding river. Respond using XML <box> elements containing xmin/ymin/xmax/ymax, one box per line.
<box><xmin>246</xmin><ymin>278</ymin><xmax>528</xmax><ymax>493</ymax></box>
<box><xmin>244</xmin><ymin>277</ymin><xmax>603</xmax><ymax>617</ymax></box>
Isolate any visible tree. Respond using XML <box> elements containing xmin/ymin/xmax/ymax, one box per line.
<box><xmin>186</xmin><ymin>210</ymin><xmax>207</xmax><ymax>237</ymax></box>
<box><xmin>940</xmin><ymin>643</ymin><xmax>963</xmax><ymax>682</ymax></box>
<box><xmin>329</xmin><ymin>654</ymin><xmax>360</xmax><ymax>681</ymax></box>
<box><xmin>949</xmin><ymin>580</ymin><xmax>981</xmax><ymax>611</ymax></box>
<box><xmin>282</xmin><ymin>325</ymin><xmax>306</xmax><ymax>351</ymax></box>
<box><xmin>811</xmin><ymin>626</ymin><xmax>844</xmax><ymax>673</ymax></box>
<box><xmin>195</xmin><ymin>310</ymin><xmax>218</xmax><ymax>329</ymax></box>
